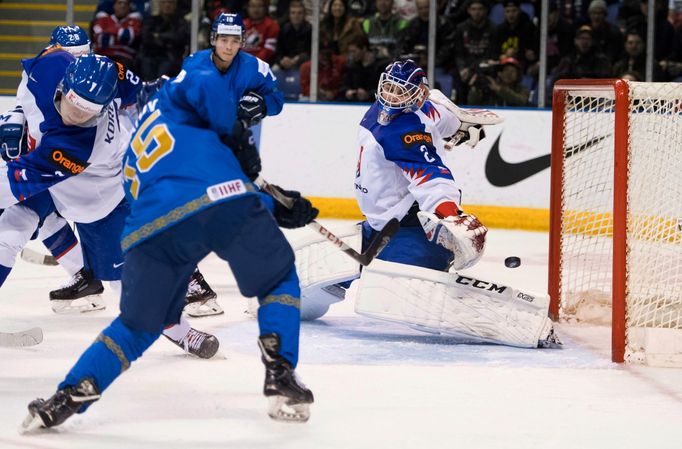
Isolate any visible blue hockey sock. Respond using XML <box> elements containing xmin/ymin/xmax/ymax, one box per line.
<box><xmin>0</xmin><ymin>264</ymin><xmax>11</xmax><ymax>287</ymax></box>
<box><xmin>59</xmin><ymin>316</ymin><xmax>160</xmax><ymax>409</ymax></box>
<box><xmin>257</xmin><ymin>266</ymin><xmax>301</xmax><ymax>368</ymax></box>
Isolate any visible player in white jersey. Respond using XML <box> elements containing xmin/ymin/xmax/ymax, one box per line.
<box><xmin>0</xmin><ymin>26</ymin><xmax>94</xmax><ymax>297</ymax></box>
<box><xmin>291</xmin><ymin>59</ymin><xmax>562</xmax><ymax>348</ymax></box>
<box><xmin>0</xmin><ymin>51</ymin><xmax>219</xmax><ymax>357</ymax></box>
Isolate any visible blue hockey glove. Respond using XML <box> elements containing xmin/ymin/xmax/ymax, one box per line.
<box><xmin>269</xmin><ymin>185</ymin><xmax>319</xmax><ymax>229</ymax></box>
<box><xmin>223</xmin><ymin>120</ymin><xmax>261</xmax><ymax>181</ymax></box>
<box><xmin>136</xmin><ymin>75</ymin><xmax>169</xmax><ymax>114</ymax></box>
<box><xmin>237</xmin><ymin>91</ymin><xmax>266</xmax><ymax>126</ymax></box>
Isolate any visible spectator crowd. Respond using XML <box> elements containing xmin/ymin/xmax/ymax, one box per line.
<box><xmin>89</xmin><ymin>0</ymin><xmax>682</xmax><ymax>106</ymax></box>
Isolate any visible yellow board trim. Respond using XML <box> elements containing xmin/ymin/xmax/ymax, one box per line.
<box><xmin>308</xmin><ymin>197</ymin><xmax>550</xmax><ymax>231</ymax></box>
<box><xmin>0</xmin><ymin>19</ymin><xmax>89</xmax><ymax>27</ymax></box>
<box><xmin>0</xmin><ymin>52</ymin><xmax>34</xmax><ymax>60</ymax></box>
<box><xmin>0</xmin><ymin>36</ymin><xmax>46</xmax><ymax>43</ymax></box>
<box><xmin>0</xmin><ymin>89</ymin><xmax>16</xmax><ymax>95</ymax></box>
<box><xmin>0</xmin><ymin>3</ymin><xmax>95</xmax><ymax>12</ymax></box>
<box><xmin>0</xmin><ymin>70</ymin><xmax>21</xmax><ymax>77</ymax></box>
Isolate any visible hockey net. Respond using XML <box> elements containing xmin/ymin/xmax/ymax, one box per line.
<box><xmin>549</xmin><ymin>80</ymin><xmax>682</xmax><ymax>366</ymax></box>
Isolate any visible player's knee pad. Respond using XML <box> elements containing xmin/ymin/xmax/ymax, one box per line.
<box><xmin>294</xmin><ymin>222</ymin><xmax>362</xmax><ymax>320</ymax></box>
<box><xmin>355</xmin><ymin>259</ymin><xmax>551</xmax><ymax>348</ymax></box>
<box><xmin>0</xmin><ymin>204</ymin><xmax>40</xmax><ymax>267</ymax></box>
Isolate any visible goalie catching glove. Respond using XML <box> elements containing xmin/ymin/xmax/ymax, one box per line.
<box><xmin>418</xmin><ymin>208</ymin><xmax>488</xmax><ymax>271</ymax></box>
<box><xmin>267</xmin><ymin>184</ymin><xmax>319</xmax><ymax>229</ymax></box>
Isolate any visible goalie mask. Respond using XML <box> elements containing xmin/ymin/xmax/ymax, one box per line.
<box><xmin>376</xmin><ymin>59</ymin><xmax>429</xmax><ymax>126</ymax></box>
<box><xmin>56</xmin><ymin>54</ymin><xmax>118</xmax><ymax>126</ymax></box>
<box><xmin>49</xmin><ymin>25</ymin><xmax>91</xmax><ymax>57</ymax></box>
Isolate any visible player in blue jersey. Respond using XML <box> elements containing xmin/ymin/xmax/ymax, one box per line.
<box><xmin>152</xmin><ymin>12</ymin><xmax>286</xmax><ymax>318</ymax></box>
<box><xmin>21</xmin><ymin>14</ymin><xmax>318</xmax><ymax>431</ymax></box>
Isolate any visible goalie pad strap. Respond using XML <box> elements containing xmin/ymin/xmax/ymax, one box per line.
<box><xmin>355</xmin><ymin>260</ymin><xmax>551</xmax><ymax>348</ymax></box>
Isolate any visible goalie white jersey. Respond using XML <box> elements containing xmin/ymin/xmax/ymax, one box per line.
<box><xmin>355</xmin><ymin>100</ymin><xmax>463</xmax><ymax>231</ymax></box>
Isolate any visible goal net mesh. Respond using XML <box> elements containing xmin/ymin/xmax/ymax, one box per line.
<box><xmin>558</xmin><ymin>82</ymin><xmax>682</xmax><ymax>362</ymax></box>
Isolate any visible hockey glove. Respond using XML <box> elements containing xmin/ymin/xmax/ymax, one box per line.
<box><xmin>417</xmin><ymin>211</ymin><xmax>488</xmax><ymax>270</ymax></box>
<box><xmin>136</xmin><ymin>75</ymin><xmax>169</xmax><ymax>114</ymax></box>
<box><xmin>445</xmin><ymin>124</ymin><xmax>485</xmax><ymax>150</ymax></box>
<box><xmin>223</xmin><ymin>120</ymin><xmax>261</xmax><ymax>181</ymax></box>
<box><xmin>0</xmin><ymin>107</ymin><xmax>26</xmax><ymax>161</ymax></box>
<box><xmin>237</xmin><ymin>91</ymin><xmax>266</xmax><ymax>126</ymax></box>
<box><xmin>269</xmin><ymin>185</ymin><xmax>319</xmax><ymax>229</ymax></box>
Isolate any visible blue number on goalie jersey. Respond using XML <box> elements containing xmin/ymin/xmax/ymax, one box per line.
<box><xmin>123</xmin><ymin>109</ymin><xmax>175</xmax><ymax>199</ymax></box>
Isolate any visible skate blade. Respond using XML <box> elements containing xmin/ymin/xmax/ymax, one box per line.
<box><xmin>51</xmin><ymin>296</ymin><xmax>106</xmax><ymax>314</ymax></box>
<box><xmin>18</xmin><ymin>411</ymin><xmax>45</xmax><ymax>435</ymax></box>
<box><xmin>267</xmin><ymin>396</ymin><xmax>311</xmax><ymax>423</ymax></box>
<box><xmin>184</xmin><ymin>299</ymin><xmax>224</xmax><ymax>317</ymax></box>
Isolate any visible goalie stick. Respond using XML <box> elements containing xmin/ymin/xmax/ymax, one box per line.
<box><xmin>0</xmin><ymin>327</ymin><xmax>43</xmax><ymax>347</ymax></box>
<box><xmin>254</xmin><ymin>177</ymin><xmax>399</xmax><ymax>266</ymax></box>
<box><xmin>20</xmin><ymin>248</ymin><xmax>58</xmax><ymax>266</ymax></box>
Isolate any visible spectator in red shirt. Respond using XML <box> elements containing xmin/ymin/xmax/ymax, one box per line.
<box><xmin>300</xmin><ymin>44</ymin><xmax>346</xmax><ymax>100</ymax></box>
<box><xmin>92</xmin><ymin>0</ymin><xmax>143</xmax><ymax>68</ymax></box>
<box><xmin>243</xmin><ymin>0</ymin><xmax>280</xmax><ymax>63</ymax></box>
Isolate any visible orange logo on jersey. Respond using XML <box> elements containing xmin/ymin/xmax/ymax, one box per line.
<box><xmin>49</xmin><ymin>149</ymin><xmax>88</xmax><ymax>175</ymax></box>
<box><xmin>402</xmin><ymin>132</ymin><xmax>433</xmax><ymax>147</ymax></box>
<box><xmin>116</xmin><ymin>62</ymin><xmax>125</xmax><ymax>80</ymax></box>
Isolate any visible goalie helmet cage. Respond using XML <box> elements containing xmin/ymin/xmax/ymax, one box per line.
<box><xmin>549</xmin><ymin>79</ymin><xmax>682</xmax><ymax>366</ymax></box>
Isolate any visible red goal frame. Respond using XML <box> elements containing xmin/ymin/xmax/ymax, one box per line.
<box><xmin>548</xmin><ymin>79</ymin><xmax>629</xmax><ymax>363</ymax></box>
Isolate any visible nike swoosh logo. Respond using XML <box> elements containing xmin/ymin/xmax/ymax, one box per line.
<box><xmin>484</xmin><ymin>133</ymin><xmax>610</xmax><ymax>187</ymax></box>
<box><xmin>29</xmin><ymin>74</ymin><xmax>37</xmax><ymax>83</ymax></box>
<box><xmin>113</xmin><ymin>262</ymin><xmax>124</xmax><ymax>268</ymax></box>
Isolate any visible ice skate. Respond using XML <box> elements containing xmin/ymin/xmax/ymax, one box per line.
<box><xmin>49</xmin><ymin>268</ymin><xmax>105</xmax><ymax>314</ymax></box>
<box><xmin>184</xmin><ymin>270</ymin><xmax>223</xmax><ymax>317</ymax></box>
<box><xmin>538</xmin><ymin>321</ymin><xmax>563</xmax><ymax>349</ymax></box>
<box><xmin>164</xmin><ymin>327</ymin><xmax>219</xmax><ymax>359</ymax></box>
<box><xmin>20</xmin><ymin>378</ymin><xmax>100</xmax><ymax>434</ymax></box>
<box><xmin>258</xmin><ymin>334</ymin><xmax>314</xmax><ymax>423</ymax></box>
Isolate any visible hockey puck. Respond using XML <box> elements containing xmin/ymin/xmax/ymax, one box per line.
<box><xmin>504</xmin><ymin>256</ymin><xmax>521</xmax><ymax>268</ymax></box>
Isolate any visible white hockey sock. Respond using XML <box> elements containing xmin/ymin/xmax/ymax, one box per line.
<box><xmin>162</xmin><ymin>315</ymin><xmax>191</xmax><ymax>341</ymax></box>
<box><xmin>56</xmin><ymin>242</ymin><xmax>84</xmax><ymax>276</ymax></box>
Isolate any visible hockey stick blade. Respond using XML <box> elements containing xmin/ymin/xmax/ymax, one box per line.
<box><xmin>0</xmin><ymin>327</ymin><xmax>43</xmax><ymax>347</ymax></box>
<box><xmin>20</xmin><ymin>248</ymin><xmax>58</xmax><ymax>266</ymax></box>
<box><xmin>254</xmin><ymin>177</ymin><xmax>400</xmax><ymax>266</ymax></box>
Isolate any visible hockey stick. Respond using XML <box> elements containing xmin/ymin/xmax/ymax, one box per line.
<box><xmin>254</xmin><ymin>177</ymin><xmax>399</xmax><ymax>266</ymax></box>
<box><xmin>20</xmin><ymin>248</ymin><xmax>58</xmax><ymax>266</ymax></box>
<box><xmin>0</xmin><ymin>327</ymin><xmax>43</xmax><ymax>347</ymax></box>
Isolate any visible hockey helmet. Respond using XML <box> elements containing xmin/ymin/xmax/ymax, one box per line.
<box><xmin>376</xmin><ymin>59</ymin><xmax>429</xmax><ymax>125</ymax></box>
<box><xmin>49</xmin><ymin>25</ymin><xmax>91</xmax><ymax>57</ymax></box>
<box><xmin>59</xmin><ymin>54</ymin><xmax>118</xmax><ymax>125</ymax></box>
<box><xmin>210</xmin><ymin>13</ymin><xmax>245</xmax><ymax>46</ymax></box>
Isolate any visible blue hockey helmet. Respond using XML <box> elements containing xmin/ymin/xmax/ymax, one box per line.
<box><xmin>59</xmin><ymin>54</ymin><xmax>118</xmax><ymax>124</ymax></box>
<box><xmin>49</xmin><ymin>25</ymin><xmax>91</xmax><ymax>57</ymax></box>
<box><xmin>210</xmin><ymin>13</ymin><xmax>245</xmax><ymax>46</ymax></box>
<box><xmin>376</xmin><ymin>59</ymin><xmax>429</xmax><ymax>125</ymax></box>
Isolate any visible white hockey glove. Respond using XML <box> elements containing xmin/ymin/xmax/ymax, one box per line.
<box><xmin>417</xmin><ymin>211</ymin><xmax>488</xmax><ymax>271</ymax></box>
<box><xmin>428</xmin><ymin>88</ymin><xmax>503</xmax><ymax>150</ymax></box>
<box><xmin>0</xmin><ymin>106</ymin><xmax>26</xmax><ymax>161</ymax></box>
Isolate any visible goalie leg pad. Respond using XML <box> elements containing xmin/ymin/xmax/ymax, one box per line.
<box><xmin>293</xmin><ymin>223</ymin><xmax>362</xmax><ymax>320</ymax></box>
<box><xmin>355</xmin><ymin>260</ymin><xmax>553</xmax><ymax>348</ymax></box>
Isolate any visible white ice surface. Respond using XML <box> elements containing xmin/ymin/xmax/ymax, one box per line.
<box><xmin>1</xmin><ymin>222</ymin><xmax>681</xmax><ymax>449</ymax></box>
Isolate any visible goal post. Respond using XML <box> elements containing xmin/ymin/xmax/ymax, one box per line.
<box><xmin>549</xmin><ymin>79</ymin><xmax>682</xmax><ymax>366</ymax></box>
